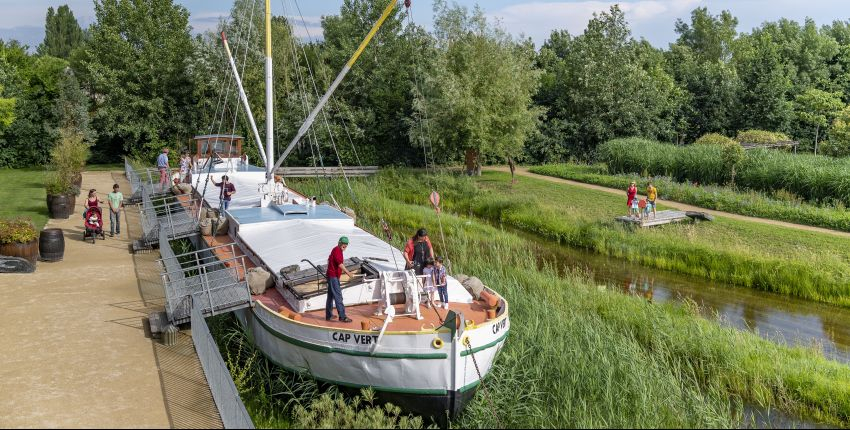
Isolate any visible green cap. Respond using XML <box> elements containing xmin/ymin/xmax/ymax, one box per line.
<box><xmin>339</xmin><ymin>236</ymin><xmax>349</xmax><ymax>244</ymax></box>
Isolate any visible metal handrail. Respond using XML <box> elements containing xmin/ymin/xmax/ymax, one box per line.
<box><xmin>160</xmin><ymin>242</ymin><xmax>237</xmax><ymax>261</ymax></box>
<box><xmin>160</xmin><ymin>255</ymin><xmax>246</xmax><ymax>277</ymax></box>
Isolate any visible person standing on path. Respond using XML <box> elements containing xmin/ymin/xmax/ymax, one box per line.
<box><xmin>326</xmin><ymin>236</ymin><xmax>354</xmax><ymax>323</ymax></box>
<box><xmin>646</xmin><ymin>182</ymin><xmax>658</xmax><ymax>218</ymax></box>
<box><xmin>107</xmin><ymin>184</ymin><xmax>124</xmax><ymax>237</ymax></box>
<box><xmin>404</xmin><ymin>228</ymin><xmax>434</xmax><ymax>275</ymax></box>
<box><xmin>157</xmin><ymin>148</ymin><xmax>170</xmax><ymax>193</ymax></box>
<box><xmin>627</xmin><ymin>181</ymin><xmax>638</xmax><ymax>217</ymax></box>
<box><xmin>211</xmin><ymin>175</ymin><xmax>236</xmax><ymax>211</ymax></box>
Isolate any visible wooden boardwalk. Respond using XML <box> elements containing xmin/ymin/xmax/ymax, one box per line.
<box><xmin>616</xmin><ymin>210</ymin><xmax>691</xmax><ymax>227</ymax></box>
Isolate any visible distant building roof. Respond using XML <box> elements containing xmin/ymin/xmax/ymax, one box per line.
<box><xmin>192</xmin><ymin>134</ymin><xmax>244</xmax><ymax>140</ymax></box>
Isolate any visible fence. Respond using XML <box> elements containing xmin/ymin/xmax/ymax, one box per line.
<box><xmin>191</xmin><ymin>301</ymin><xmax>255</xmax><ymax>429</ymax></box>
<box><xmin>276</xmin><ymin>165</ymin><xmax>379</xmax><ymax>178</ymax></box>
<box><xmin>158</xmin><ymin>228</ymin><xmax>252</xmax><ymax>324</ymax></box>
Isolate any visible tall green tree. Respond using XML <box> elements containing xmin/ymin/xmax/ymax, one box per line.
<box><xmin>794</xmin><ymin>88</ymin><xmax>844</xmax><ymax>154</ymax></box>
<box><xmin>75</xmin><ymin>0</ymin><xmax>197</xmax><ymax>160</ymax></box>
<box><xmin>666</xmin><ymin>8</ymin><xmax>740</xmax><ymax>141</ymax></box>
<box><xmin>733</xmin><ymin>31</ymin><xmax>793</xmax><ymax>133</ymax></box>
<box><xmin>414</xmin><ymin>0</ymin><xmax>540</xmax><ymax>175</ymax></box>
<box><xmin>37</xmin><ymin>5</ymin><xmax>84</xmax><ymax>59</ymax></box>
<box><xmin>534</xmin><ymin>6</ymin><xmax>681</xmax><ymax>159</ymax></box>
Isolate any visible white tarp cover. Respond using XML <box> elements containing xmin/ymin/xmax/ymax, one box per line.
<box><xmin>238</xmin><ymin>217</ymin><xmax>406</xmax><ymax>273</ymax></box>
<box><xmin>194</xmin><ymin>171</ymin><xmax>307</xmax><ymax>210</ymax></box>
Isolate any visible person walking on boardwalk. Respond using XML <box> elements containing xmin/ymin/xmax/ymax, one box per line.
<box><xmin>404</xmin><ymin>228</ymin><xmax>434</xmax><ymax>275</ymax></box>
<box><xmin>646</xmin><ymin>182</ymin><xmax>658</xmax><ymax>218</ymax></box>
<box><xmin>326</xmin><ymin>236</ymin><xmax>354</xmax><ymax>323</ymax></box>
<box><xmin>107</xmin><ymin>184</ymin><xmax>124</xmax><ymax>237</ymax></box>
<box><xmin>179</xmin><ymin>151</ymin><xmax>193</xmax><ymax>184</ymax></box>
<box><xmin>157</xmin><ymin>147</ymin><xmax>170</xmax><ymax>193</ymax></box>
<box><xmin>211</xmin><ymin>175</ymin><xmax>236</xmax><ymax>211</ymax></box>
<box><xmin>627</xmin><ymin>181</ymin><xmax>638</xmax><ymax>218</ymax></box>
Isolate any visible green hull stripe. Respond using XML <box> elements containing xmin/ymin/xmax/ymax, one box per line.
<box><xmin>460</xmin><ymin>331</ymin><xmax>509</xmax><ymax>357</ymax></box>
<box><xmin>256</xmin><ymin>339</ymin><xmax>449</xmax><ymax>396</ymax></box>
<box><xmin>255</xmin><ymin>313</ymin><xmax>448</xmax><ymax>360</ymax></box>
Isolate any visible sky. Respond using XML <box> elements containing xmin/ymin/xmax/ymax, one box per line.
<box><xmin>1</xmin><ymin>0</ymin><xmax>850</xmax><ymax>50</ymax></box>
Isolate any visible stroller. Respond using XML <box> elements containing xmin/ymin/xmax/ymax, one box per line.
<box><xmin>83</xmin><ymin>207</ymin><xmax>106</xmax><ymax>244</ymax></box>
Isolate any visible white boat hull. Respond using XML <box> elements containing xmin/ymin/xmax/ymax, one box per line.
<box><xmin>236</xmin><ymin>299</ymin><xmax>510</xmax><ymax>418</ymax></box>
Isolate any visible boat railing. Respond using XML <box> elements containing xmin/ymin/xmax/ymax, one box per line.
<box><xmin>158</xmin><ymin>228</ymin><xmax>252</xmax><ymax>324</ymax></box>
<box><xmin>189</xmin><ymin>299</ymin><xmax>254</xmax><ymax>429</ymax></box>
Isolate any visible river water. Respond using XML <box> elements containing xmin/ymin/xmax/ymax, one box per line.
<box><xmin>511</xmin><ymin>228</ymin><xmax>850</xmax><ymax>364</ymax></box>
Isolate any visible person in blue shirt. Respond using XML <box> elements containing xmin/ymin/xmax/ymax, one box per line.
<box><xmin>156</xmin><ymin>148</ymin><xmax>170</xmax><ymax>193</ymax></box>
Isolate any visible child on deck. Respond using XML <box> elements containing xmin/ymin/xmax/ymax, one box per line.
<box><xmin>638</xmin><ymin>198</ymin><xmax>647</xmax><ymax>219</ymax></box>
<box><xmin>433</xmin><ymin>256</ymin><xmax>448</xmax><ymax>310</ymax></box>
<box><xmin>630</xmin><ymin>196</ymin><xmax>640</xmax><ymax>218</ymax></box>
<box><xmin>422</xmin><ymin>259</ymin><xmax>437</xmax><ymax>308</ymax></box>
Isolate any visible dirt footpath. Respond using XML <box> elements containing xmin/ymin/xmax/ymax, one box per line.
<box><xmin>0</xmin><ymin>171</ymin><xmax>193</xmax><ymax>428</ymax></box>
<box><xmin>490</xmin><ymin>166</ymin><xmax>850</xmax><ymax>239</ymax></box>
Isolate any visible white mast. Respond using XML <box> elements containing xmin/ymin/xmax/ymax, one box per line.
<box><xmin>264</xmin><ymin>0</ymin><xmax>274</xmax><ymax>179</ymax></box>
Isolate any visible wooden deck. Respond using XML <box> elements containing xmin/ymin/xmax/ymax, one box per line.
<box><xmin>616</xmin><ymin>210</ymin><xmax>691</xmax><ymax>227</ymax></box>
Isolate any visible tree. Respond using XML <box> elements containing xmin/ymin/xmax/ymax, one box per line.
<box><xmin>824</xmin><ymin>105</ymin><xmax>850</xmax><ymax>157</ymax></box>
<box><xmin>533</xmin><ymin>6</ymin><xmax>682</xmax><ymax>160</ymax></box>
<box><xmin>414</xmin><ymin>0</ymin><xmax>541</xmax><ymax>175</ymax></box>
<box><xmin>37</xmin><ymin>5</ymin><xmax>84</xmax><ymax>59</ymax></box>
<box><xmin>733</xmin><ymin>31</ymin><xmax>793</xmax><ymax>133</ymax></box>
<box><xmin>794</xmin><ymin>88</ymin><xmax>844</xmax><ymax>154</ymax></box>
<box><xmin>667</xmin><ymin>8</ymin><xmax>740</xmax><ymax>141</ymax></box>
<box><xmin>674</xmin><ymin>7</ymin><xmax>738</xmax><ymax>63</ymax></box>
<box><xmin>75</xmin><ymin>0</ymin><xmax>197</xmax><ymax>160</ymax></box>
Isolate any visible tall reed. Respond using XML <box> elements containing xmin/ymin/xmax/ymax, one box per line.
<box><xmin>597</xmin><ymin>138</ymin><xmax>850</xmax><ymax>205</ymax></box>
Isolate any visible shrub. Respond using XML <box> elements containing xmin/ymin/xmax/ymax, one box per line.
<box><xmin>0</xmin><ymin>218</ymin><xmax>38</xmax><ymax>244</ymax></box>
<box><xmin>44</xmin><ymin>170</ymin><xmax>74</xmax><ymax>195</ymax></box>
<box><xmin>695</xmin><ymin>133</ymin><xmax>736</xmax><ymax>146</ymax></box>
<box><xmin>735</xmin><ymin>129</ymin><xmax>791</xmax><ymax>145</ymax></box>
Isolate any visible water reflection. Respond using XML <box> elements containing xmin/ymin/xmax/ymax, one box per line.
<box><xmin>515</xmin><ymin>229</ymin><xmax>850</xmax><ymax>363</ymax></box>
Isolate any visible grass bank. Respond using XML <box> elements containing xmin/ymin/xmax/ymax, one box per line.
<box><xmin>213</xmin><ymin>174</ymin><xmax>850</xmax><ymax>428</ymax></box>
<box><xmin>373</xmin><ymin>169</ymin><xmax>850</xmax><ymax>307</ymax></box>
<box><xmin>528</xmin><ymin>163</ymin><xmax>850</xmax><ymax>232</ymax></box>
<box><xmin>0</xmin><ymin>168</ymin><xmax>49</xmax><ymax>230</ymax></box>
<box><xmin>598</xmin><ymin>137</ymin><xmax>850</xmax><ymax>206</ymax></box>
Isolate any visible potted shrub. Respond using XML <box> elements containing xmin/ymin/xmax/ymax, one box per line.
<box><xmin>45</xmin><ymin>171</ymin><xmax>75</xmax><ymax>219</ymax></box>
<box><xmin>45</xmin><ymin>128</ymin><xmax>89</xmax><ymax>217</ymax></box>
<box><xmin>0</xmin><ymin>218</ymin><xmax>39</xmax><ymax>266</ymax></box>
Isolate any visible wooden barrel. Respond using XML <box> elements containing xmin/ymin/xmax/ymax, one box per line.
<box><xmin>39</xmin><ymin>228</ymin><xmax>65</xmax><ymax>262</ymax></box>
<box><xmin>0</xmin><ymin>239</ymin><xmax>38</xmax><ymax>266</ymax></box>
<box><xmin>47</xmin><ymin>194</ymin><xmax>73</xmax><ymax>219</ymax></box>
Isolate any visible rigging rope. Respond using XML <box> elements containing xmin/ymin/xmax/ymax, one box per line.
<box><xmin>404</xmin><ymin>1</ymin><xmax>450</xmax><ymax>272</ymax></box>
<box><xmin>292</xmin><ymin>0</ymin><xmax>363</xmax><ymax>169</ymax></box>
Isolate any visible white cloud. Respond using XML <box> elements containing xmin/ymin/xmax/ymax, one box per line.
<box><xmin>488</xmin><ymin>0</ymin><xmax>702</xmax><ymax>45</ymax></box>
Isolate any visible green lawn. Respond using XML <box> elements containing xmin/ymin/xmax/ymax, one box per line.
<box><xmin>0</xmin><ymin>168</ymin><xmax>49</xmax><ymax>231</ymax></box>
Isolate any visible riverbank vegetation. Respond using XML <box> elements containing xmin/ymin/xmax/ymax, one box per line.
<box><xmin>598</xmin><ymin>138</ymin><xmax>850</xmax><ymax>205</ymax></box>
<box><xmin>366</xmin><ymin>169</ymin><xmax>850</xmax><ymax>307</ymax></box>
<box><xmin>211</xmin><ymin>174</ymin><xmax>850</xmax><ymax>428</ymax></box>
<box><xmin>529</xmin><ymin>163</ymin><xmax>850</xmax><ymax>232</ymax></box>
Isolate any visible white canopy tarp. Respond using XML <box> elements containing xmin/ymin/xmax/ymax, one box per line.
<box><xmin>238</xmin><ymin>218</ymin><xmax>406</xmax><ymax>273</ymax></box>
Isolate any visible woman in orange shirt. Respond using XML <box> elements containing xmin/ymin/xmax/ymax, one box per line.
<box><xmin>404</xmin><ymin>228</ymin><xmax>434</xmax><ymax>275</ymax></box>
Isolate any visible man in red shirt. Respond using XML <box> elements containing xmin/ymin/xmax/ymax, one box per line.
<box><xmin>326</xmin><ymin>236</ymin><xmax>354</xmax><ymax>323</ymax></box>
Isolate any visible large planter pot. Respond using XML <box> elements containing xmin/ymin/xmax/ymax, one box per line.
<box><xmin>39</xmin><ymin>228</ymin><xmax>65</xmax><ymax>262</ymax></box>
<box><xmin>47</xmin><ymin>194</ymin><xmax>75</xmax><ymax>219</ymax></box>
<box><xmin>0</xmin><ymin>238</ymin><xmax>38</xmax><ymax>266</ymax></box>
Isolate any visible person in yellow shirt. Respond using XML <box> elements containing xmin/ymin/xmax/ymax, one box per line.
<box><xmin>646</xmin><ymin>182</ymin><xmax>658</xmax><ymax>218</ymax></box>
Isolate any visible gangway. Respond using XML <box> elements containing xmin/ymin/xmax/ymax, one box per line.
<box><xmin>157</xmin><ymin>229</ymin><xmax>252</xmax><ymax>324</ymax></box>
